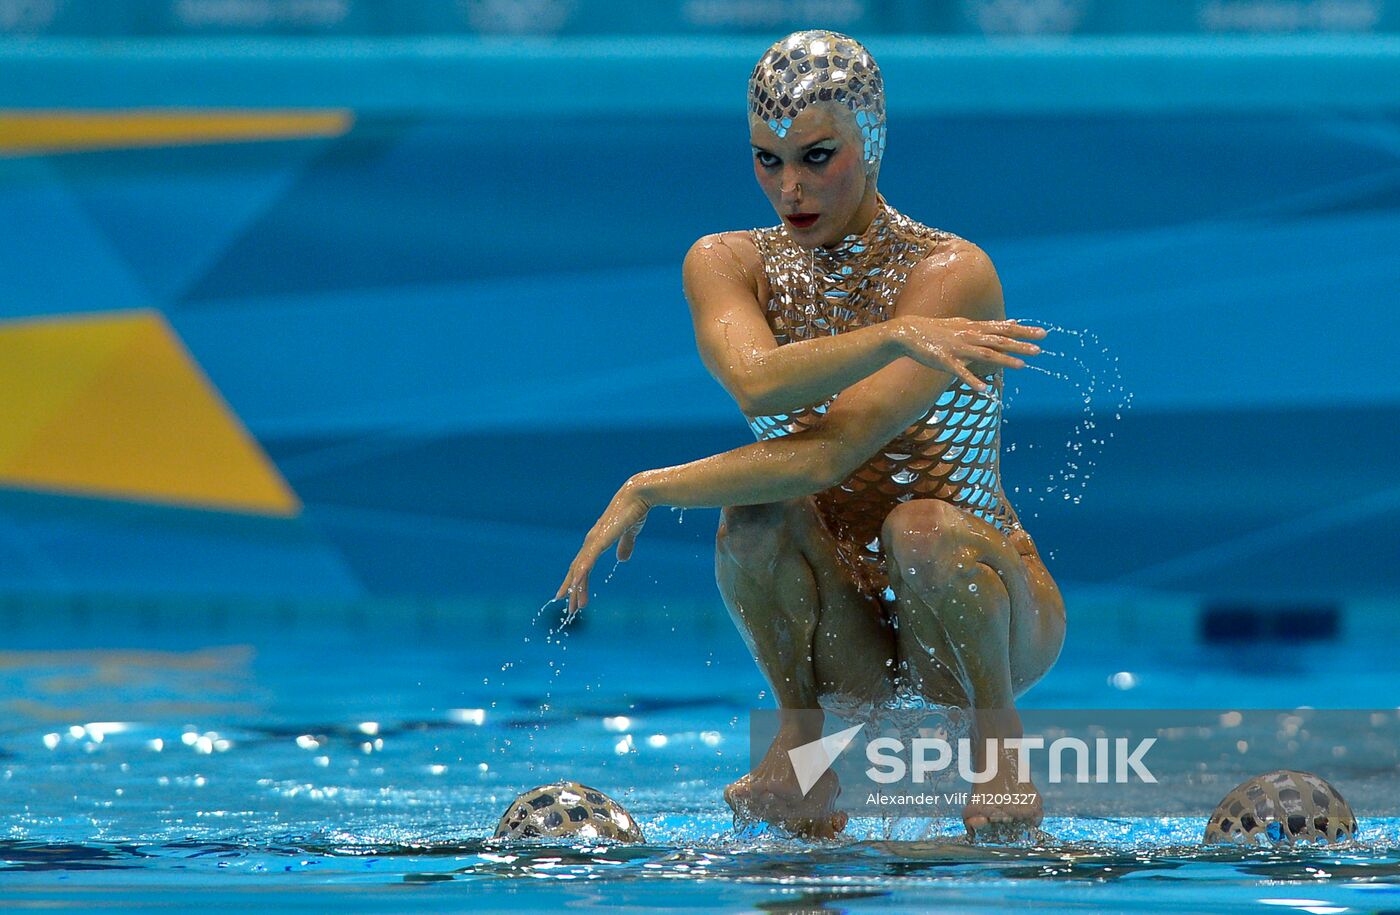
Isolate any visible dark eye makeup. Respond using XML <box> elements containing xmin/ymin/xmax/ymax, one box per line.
<box><xmin>752</xmin><ymin>146</ymin><xmax>836</xmax><ymax>167</ymax></box>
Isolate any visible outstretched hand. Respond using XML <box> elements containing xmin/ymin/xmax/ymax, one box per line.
<box><xmin>895</xmin><ymin>317</ymin><xmax>1047</xmax><ymax>392</ymax></box>
<box><xmin>555</xmin><ymin>478</ymin><xmax>652</xmax><ymax>622</ymax></box>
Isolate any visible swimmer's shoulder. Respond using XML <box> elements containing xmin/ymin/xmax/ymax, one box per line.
<box><xmin>902</xmin><ymin>231</ymin><xmax>1005</xmax><ymax>321</ymax></box>
<box><xmin>685</xmin><ymin>230</ymin><xmax>762</xmax><ymax>272</ymax></box>
<box><xmin>682</xmin><ymin>230</ymin><xmax>769</xmax><ymax>302</ymax></box>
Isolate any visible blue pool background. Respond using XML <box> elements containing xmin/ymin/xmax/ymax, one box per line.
<box><xmin>2</xmin><ymin>7</ymin><xmax>1400</xmax><ymax>910</ymax></box>
<box><xmin>2</xmin><ymin>36</ymin><xmax>1399</xmax><ymax>606</ymax></box>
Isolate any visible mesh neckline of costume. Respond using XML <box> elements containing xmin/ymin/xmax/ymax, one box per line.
<box><xmin>800</xmin><ymin>194</ymin><xmax>894</xmax><ymax>265</ymax></box>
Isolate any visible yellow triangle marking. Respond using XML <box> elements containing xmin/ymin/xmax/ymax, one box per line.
<box><xmin>0</xmin><ymin>109</ymin><xmax>353</xmax><ymax>156</ymax></box>
<box><xmin>0</xmin><ymin>312</ymin><xmax>145</xmax><ymax>467</ymax></box>
<box><xmin>0</xmin><ymin>309</ymin><xmax>300</xmax><ymax>516</ymax></box>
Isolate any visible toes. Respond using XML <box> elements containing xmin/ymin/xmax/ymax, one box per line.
<box><xmin>967</xmin><ymin>815</ymin><xmax>1040</xmax><ymax>844</ymax></box>
<box><xmin>791</xmin><ymin>817</ymin><xmax>839</xmax><ymax>840</ymax></box>
<box><xmin>723</xmin><ymin>780</ymin><xmax>755</xmax><ymax>816</ymax></box>
<box><xmin>776</xmin><ymin>812</ymin><xmax>847</xmax><ymax>841</ymax></box>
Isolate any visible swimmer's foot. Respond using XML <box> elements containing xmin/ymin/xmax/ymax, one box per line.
<box><xmin>724</xmin><ymin>772</ymin><xmax>847</xmax><ymax>840</ymax></box>
<box><xmin>962</xmin><ymin>766</ymin><xmax>1044</xmax><ymax>844</ymax></box>
<box><xmin>724</xmin><ymin>730</ymin><xmax>847</xmax><ymax>840</ymax></box>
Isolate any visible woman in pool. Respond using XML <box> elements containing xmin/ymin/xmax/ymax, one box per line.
<box><xmin>556</xmin><ymin>30</ymin><xmax>1065</xmax><ymax>841</ymax></box>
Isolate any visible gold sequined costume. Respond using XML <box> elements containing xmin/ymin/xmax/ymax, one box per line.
<box><xmin>745</xmin><ymin>197</ymin><xmax>1020</xmax><ymax>601</ymax></box>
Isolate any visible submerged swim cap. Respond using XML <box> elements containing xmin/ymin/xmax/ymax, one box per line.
<box><xmin>1204</xmin><ymin>769</ymin><xmax>1357</xmax><ymax>845</ymax></box>
<box><xmin>493</xmin><ymin>781</ymin><xmax>645</xmax><ymax>843</ymax></box>
<box><xmin>748</xmin><ymin>30</ymin><xmax>886</xmax><ymax>171</ymax></box>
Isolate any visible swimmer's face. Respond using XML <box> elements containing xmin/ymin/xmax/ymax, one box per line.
<box><xmin>749</xmin><ymin>103</ymin><xmax>878</xmax><ymax>248</ymax></box>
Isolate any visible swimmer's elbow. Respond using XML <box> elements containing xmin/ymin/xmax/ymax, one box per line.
<box><xmin>735</xmin><ymin>379</ymin><xmax>782</xmax><ymax>417</ymax></box>
<box><xmin>723</xmin><ymin>368</ymin><xmax>758</xmax><ymax>415</ymax></box>
<box><xmin>734</xmin><ymin>352</ymin><xmax>814</xmax><ymax>416</ymax></box>
<box><xmin>726</xmin><ymin>358</ymin><xmax>784</xmax><ymax>416</ymax></box>
<box><xmin>712</xmin><ymin>369</ymin><xmax>756</xmax><ymax>416</ymax></box>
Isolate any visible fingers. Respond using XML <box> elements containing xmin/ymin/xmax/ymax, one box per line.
<box><xmin>983</xmin><ymin>320</ymin><xmax>1049</xmax><ymax>339</ymax></box>
<box><xmin>618</xmin><ymin>528</ymin><xmax>641</xmax><ymax>561</ymax></box>
<box><xmin>968</xmin><ymin>345</ymin><xmax>1026</xmax><ymax>370</ymax></box>
<box><xmin>555</xmin><ymin>571</ymin><xmax>574</xmax><ymax>612</ymax></box>
<box><xmin>978</xmin><ymin>334</ymin><xmax>1042</xmax><ymax>356</ymax></box>
<box><xmin>558</xmin><ymin>552</ymin><xmax>596</xmax><ymax>617</ymax></box>
<box><xmin>559</xmin><ymin>491</ymin><xmax>649</xmax><ymax>613</ymax></box>
<box><xmin>554</xmin><ymin>577</ymin><xmax>568</xmax><ymax>601</ymax></box>
<box><xmin>947</xmin><ymin>357</ymin><xmax>989</xmax><ymax>393</ymax></box>
<box><xmin>568</xmin><ymin>567</ymin><xmax>591</xmax><ymax>616</ymax></box>
<box><xmin>617</xmin><ymin>517</ymin><xmax>645</xmax><ymax>562</ymax></box>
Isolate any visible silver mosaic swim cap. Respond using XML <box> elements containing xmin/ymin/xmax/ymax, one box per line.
<box><xmin>1204</xmin><ymin>769</ymin><xmax>1357</xmax><ymax>845</ymax></box>
<box><xmin>494</xmin><ymin>781</ymin><xmax>645</xmax><ymax>843</ymax></box>
<box><xmin>748</xmin><ymin>30</ymin><xmax>886</xmax><ymax>171</ymax></box>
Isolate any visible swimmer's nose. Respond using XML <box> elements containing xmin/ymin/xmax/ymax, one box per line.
<box><xmin>780</xmin><ymin>171</ymin><xmax>801</xmax><ymax>204</ymax></box>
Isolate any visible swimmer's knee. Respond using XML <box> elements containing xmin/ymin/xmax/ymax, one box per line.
<box><xmin>716</xmin><ymin>501</ymin><xmax>802</xmax><ymax>570</ymax></box>
<box><xmin>882</xmin><ymin>500</ymin><xmax>979</xmax><ymax>588</ymax></box>
<box><xmin>881</xmin><ymin>498</ymin><xmax>964</xmax><ymax>542</ymax></box>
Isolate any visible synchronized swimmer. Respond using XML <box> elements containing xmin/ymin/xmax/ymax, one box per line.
<box><xmin>556</xmin><ymin>29</ymin><xmax>1065</xmax><ymax>841</ymax></box>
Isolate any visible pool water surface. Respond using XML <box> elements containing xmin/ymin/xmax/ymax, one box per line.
<box><xmin>0</xmin><ymin>598</ymin><xmax>1396</xmax><ymax>912</ymax></box>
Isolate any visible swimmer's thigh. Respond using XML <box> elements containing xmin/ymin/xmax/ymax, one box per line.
<box><xmin>1006</xmin><ymin>532</ymin><xmax>1066</xmax><ymax>697</ymax></box>
<box><xmin>716</xmin><ymin>497</ymin><xmax>895</xmax><ymax>702</ymax></box>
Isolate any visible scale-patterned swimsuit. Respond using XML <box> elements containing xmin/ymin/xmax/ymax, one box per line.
<box><xmin>744</xmin><ymin>199</ymin><xmax>1020</xmax><ymax>601</ymax></box>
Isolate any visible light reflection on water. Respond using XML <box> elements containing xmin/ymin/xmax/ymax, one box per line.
<box><xmin>0</xmin><ymin>630</ymin><xmax>1398</xmax><ymax>910</ymax></box>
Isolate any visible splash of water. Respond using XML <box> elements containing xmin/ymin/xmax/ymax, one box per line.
<box><xmin>1003</xmin><ymin>322</ymin><xmax>1133</xmax><ymax>554</ymax></box>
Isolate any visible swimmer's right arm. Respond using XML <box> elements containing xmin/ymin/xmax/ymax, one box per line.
<box><xmin>684</xmin><ymin>235</ymin><xmax>901</xmax><ymax>415</ymax></box>
<box><xmin>683</xmin><ymin>235</ymin><xmax>1043</xmax><ymax>412</ymax></box>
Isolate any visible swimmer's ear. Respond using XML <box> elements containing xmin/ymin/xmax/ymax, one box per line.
<box><xmin>617</xmin><ymin>519</ymin><xmax>645</xmax><ymax>562</ymax></box>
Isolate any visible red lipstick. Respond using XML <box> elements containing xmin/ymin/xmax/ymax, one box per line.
<box><xmin>786</xmin><ymin>213</ymin><xmax>819</xmax><ymax>229</ymax></box>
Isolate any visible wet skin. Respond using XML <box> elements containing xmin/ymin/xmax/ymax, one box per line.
<box><xmin>747</xmin><ymin>104</ymin><xmax>880</xmax><ymax>249</ymax></box>
<box><xmin>555</xmin><ymin>100</ymin><xmax>1063</xmax><ymax>842</ymax></box>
